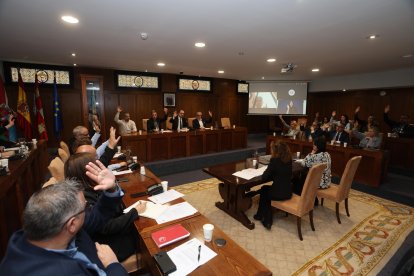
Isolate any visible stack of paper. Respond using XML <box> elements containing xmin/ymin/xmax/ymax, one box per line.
<box><xmin>156</xmin><ymin>202</ymin><xmax>198</xmax><ymax>224</ymax></box>
<box><xmin>113</xmin><ymin>169</ymin><xmax>133</xmax><ymax>176</ymax></box>
<box><xmin>123</xmin><ymin>200</ymin><xmax>168</xmax><ymax>220</ymax></box>
<box><xmin>168</xmin><ymin>238</ymin><xmax>217</xmax><ymax>276</ymax></box>
<box><xmin>148</xmin><ymin>189</ymin><xmax>184</xmax><ymax>205</ymax></box>
<box><xmin>232</xmin><ymin>165</ymin><xmax>267</xmax><ymax>180</ymax></box>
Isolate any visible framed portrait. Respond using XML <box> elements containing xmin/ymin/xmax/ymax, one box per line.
<box><xmin>163</xmin><ymin>93</ymin><xmax>176</xmax><ymax>107</ymax></box>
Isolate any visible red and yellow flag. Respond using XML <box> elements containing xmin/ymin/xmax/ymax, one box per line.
<box><xmin>34</xmin><ymin>76</ymin><xmax>48</xmax><ymax>140</ymax></box>
<box><xmin>17</xmin><ymin>71</ymin><xmax>32</xmax><ymax>139</ymax></box>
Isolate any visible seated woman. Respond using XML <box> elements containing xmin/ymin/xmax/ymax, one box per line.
<box><xmin>65</xmin><ymin>153</ymin><xmax>146</xmax><ymax>262</ymax></box>
<box><xmin>352</xmin><ymin>126</ymin><xmax>382</xmax><ymax>149</ymax></box>
<box><xmin>254</xmin><ymin>141</ymin><xmax>292</xmax><ymax>230</ymax></box>
<box><xmin>294</xmin><ymin>136</ymin><xmax>332</xmax><ymax>195</ymax></box>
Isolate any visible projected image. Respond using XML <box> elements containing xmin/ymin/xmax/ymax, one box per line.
<box><xmin>248</xmin><ymin>82</ymin><xmax>308</xmax><ymax>115</ymax></box>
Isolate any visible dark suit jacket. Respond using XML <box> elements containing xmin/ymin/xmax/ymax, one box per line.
<box><xmin>330</xmin><ymin>131</ymin><xmax>350</xmax><ymax>143</ymax></box>
<box><xmin>262</xmin><ymin>158</ymin><xmax>292</xmax><ymax>200</ymax></box>
<box><xmin>170</xmin><ymin>116</ymin><xmax>188</xmax><ymax>130</ymax></box>
<box><xmin>192</xmin><ymin>117</ymin><xmax>212</xmax><ymax>129</ymax></box>
<box><xmin>0</xmin><ymin>193</ymin><xmax>128</xmax><ymax>276</ymax></box>
<box><xmin>147</xmin><ymin>113</ymin><xmax>167</xmax><ymax>132</ymax></box>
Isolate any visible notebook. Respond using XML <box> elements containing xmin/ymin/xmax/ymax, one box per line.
<box><xmin>151</xmin><ymin>224</ymin><xmax>190</xmax><ymax>248</ymax></box>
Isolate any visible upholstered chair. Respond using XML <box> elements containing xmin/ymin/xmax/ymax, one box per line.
<box><xmin>221</xmin><ymin>117</ymin><xmax>231</xmax><ymax>128</ymax></box>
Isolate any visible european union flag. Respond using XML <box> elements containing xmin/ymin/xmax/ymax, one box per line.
<box><xmin>53</xmin><ymin>76</ymin><xmax>63</xmax><ymax>138</ymax></box>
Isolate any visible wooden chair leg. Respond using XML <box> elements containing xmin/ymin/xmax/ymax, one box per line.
<box><xmin>321</xmin><ymin>198</ymin><xmax>324</xmax><ymax>206</ymax></box>
<box><xmin>345</xmin><ymin>198</ymin><xmax>350</xmax><ymax>217</ymax></box>
<box><xmin>309</xmin><ymin>210</ymin><xmax>315</xmax><ymax>231</ymax></box>
<box><xmin>336</xmin><ymin>202</ymin><xmax>341</xmax><ymax>224</ymax></box>
<box><xmin>297</xmin><ymin>217</ymin><xmax>303</xmax><ymax>241</ymax></box>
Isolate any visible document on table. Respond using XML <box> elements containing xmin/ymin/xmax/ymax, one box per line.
<box><xmin>156</xmin><ymin>202</ymin><xmax>198</xmax><ymax>224</ymax></box>
<box><xmin>232</xmin><ymin>165</ymin><xmax>267</xmax><ymax>180</ymax></box>
<box><xmin>123</xmin><ymin>200</ymin><xmax>169</xmax><ymax>219</ymax></box>
<box><xmin>148</xmin><ymin>189</ymin><xmax>184</xmax><ymax>205</ymax></box>
<box><xmin>112</xmin><ymin>169</ymin><xmax>133</xmax><ymax>176</ymax></box>
<box><xmin>168</xmin><ymin>238</ymin><xmax>217</xmax><ymax>276</ymax></box>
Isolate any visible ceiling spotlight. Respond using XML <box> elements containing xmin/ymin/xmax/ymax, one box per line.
<box><xmin>261</xmin><ymin>76</ymin><xmax>265</xmax><ymax>80</ymax></box>
<box><xmin>368</xmin><ymin>34</ymin><xmax>378</xmax><ymax>39</ymax></box>
<box><xmin>73</xmin><ymin>63</ymin><xmax>77</xmax><ymax>66</ymax></box>
<box><xmin>61</xmin><ymin>15</ymin><xmax>79</xmax><ymax>24</ymax></box>
<box><xmin>342</xmin><ymin>89</ymin><xmax>346</xmax><ymax>92</ymax></box>
<box><xmin>267</xmin><ymin>58</ymin><xmax>276</xmax><ymax>63</ymax></box>
<box><xmin>195</xmin><ymin>42</ymin><xmax>205</xmax><ymax>48</ymax></box>
<box><xmin>71</xmin><ymin>53</ymin><xmax>76</xmax><ymax>57</ymax></box>
<box><xmin>218</xmin><ymin>70</ymin><xmax>224</xmax><ymax>74</ymax></box>
<box><xmin>402</xmin><ymin>54</ymin><xmax>413</xmax><ymax>58</ymax></box>
<box><xmin>140</xmin><ymin>32</ymin><xmax>148</xmax><ymax>40</ymax></box>
<box><xmin>157</xmin><ymin>62</ymin><xmax>165</xmax><ymax>67</ymax></box>
<box><xmin>311</xmin><ymin>68</ymin><xmax>320</xmax><ymax>72</ymax></box>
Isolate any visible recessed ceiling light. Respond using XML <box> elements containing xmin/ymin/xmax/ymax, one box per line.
<box><xmin>402</xmin><ymin>54</ymin><xmax>413</xmax><ymax>58</ymax></box>
<box><xmin>342</xmin><ymin>89</ymin><xmax>346</xmax><ymax>92</ymax></box>
<box><xmin>368</xmin><ymin>34</ymin><xmax>378</xmax><ymax>39</ymax></box>
<box><xmin>267</xmin><ymin>58</ymin><xmax>276</xmax><ymax>63</ymax></box>
<box><xmin>311</xmin><ymin>68</ymin><xmax>320</xmax><ymax>72</ymax></box>
<box><xmin>195</xmin><ymin>42</ymin><xmax>205</xmax><ymax>48</ymax></box>
<box><xmin>61</xmin><ymin>15</ymin><xmax>79</xmax><ymax>24</ymax></box>
<box><xmin>218</xmin><ymin>70</ymin><xmax>224</xmax><ymax>74</ymax></box>
<box><xmin>157</xmin><ymin>62</ymin><xmax>165</xmax><ymax>67</ymax></box>
<box><xmin>73</xmin><ymin>63</ymin><xmax>77</xmax><ymax>66</ymax></box>
<box><xmin>71</xmin><ymin>53</ymin><xmax>76</xmax><ymax>57</ymax></box>
<box><xmin>261</xmin><ymin>76</ymin><xmax>265</xmax><ymax>80</ymax></box>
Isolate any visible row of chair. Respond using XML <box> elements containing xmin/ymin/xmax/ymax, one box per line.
<box><xmin>141</xmin><ymin>117</ymin><xmax>231</xmax><ymax>131</ymax></box>
<box><xmin>271</xmin><ymin>156</ymin><xmax>362</xmax><ymax>240</ymax></box>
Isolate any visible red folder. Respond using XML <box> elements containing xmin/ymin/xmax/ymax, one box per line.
<box><xmin>151</xmin><ymin>224</ymin><xmax>190</xmax><ymax>248</ymax></box>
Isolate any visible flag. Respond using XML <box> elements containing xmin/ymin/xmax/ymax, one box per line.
<box><xmin>34</xmin><ymin>76</ymin><xmax>48</xmax><ymax>140</ymax></box>
<box><xmin>16</xmin><ymin>71</ymin><xmax>32</xmax><ymax>139</ymax></box>
<box><xmin>53</xmin><ymin>74</ymin><xmax>63</xmax><ymax>138</ymax></box>
<box><xmin>0</xmin><ymin>75</ymin><xmax>8</xmax><ymax>105</ymax></box>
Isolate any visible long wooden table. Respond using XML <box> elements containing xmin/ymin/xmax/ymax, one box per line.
<box><xmin>203</xmin><ymin>159</ymin><xmax>303</xmax><ymax>230</ymax></box>
<box><xmin>0</xmin><ymin>140</ymin><xmax>49</xmax><ymax>259</ymax></box>
<box><xmin>266</xmin><ymin>136</ymin><xmax>388</xmax><ymax>187</ymax></box>
<box><xmin>118</xmin><ymin>167</ymin><xmax>271</xmax><ymax>275</ymax></box>
<box><xmin>120</xmin><ymin>127</ymin><xmax>247</xmax><ymax>162</ymax></box>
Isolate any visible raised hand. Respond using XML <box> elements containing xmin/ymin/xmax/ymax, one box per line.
<box><xmin>208</xmin><ymin>110</ymin><xmax>212</xmax><ymax>117</ymax></box>
<box><xmin>163</xmin><ymin>107</ymin><xmax>168</xmax><ymax>114</ymax></box>
<box><xmin>108</xmin><ymin>127</ymin><xmax>121</xmax><ymax>149</ymax></box>
<box><xmin>384</xmin><ymin>105</ymin><xmax>390</xmax><ymax>113</ymax></box>
<box><xmin>332</xmin><ymin>110</ymin><xmax>336</xmax><ymax>117</ymax></box>
<box><xmin>117</xmin><ymin>106</ymin><xmax>122</xmax><ymax>113</ymax></box>
<box><xmin>85</xmin><ymin>160</ymin><xmax>116</xmax><ymax>191</ymax></box>
<box><xmin>173</xmin><ymin>110</ymin><xmax>178</xmax><ymax>117</ymax></box>
<box><xmin>355</xmin><ymin>106</ymin><xmax>360</xmax><ymax>113</ymax></box>
<box><xmin>95</xmin><ymin>242</ymin><xmax>118</xmax><ymax>268</ymax></box>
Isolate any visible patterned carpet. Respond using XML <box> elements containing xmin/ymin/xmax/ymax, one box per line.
<box><xmin>174</xmin><ymin>178</ymin><xmax>414</xmax><ymax>275</ymax></box>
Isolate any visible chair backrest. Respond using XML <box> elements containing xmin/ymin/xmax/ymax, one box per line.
<box><xmin>166</xmin><ymin>116</ymin><xmax>172</xmax><ymax>130</ymax></box>
<box><xmin>48</xmin><ymin>157</ymin><xmax>65</xmax><ymax>181</ymax></box>
<box><xmin>142</xmin><ymin>119</ymin><xmax>148</xmax><ymax>131</ymax></box>
<box><xmin>58</xmin><ymin>148</ymin><xmax>69</xmax><ymax>163</ymax></box>
<box><xmin>59</xmin><ymin>141</ymin><xmax>70</xmax><ymax>157</ymax></box>
<box><xmin>188</xmin><ymin>117</ymin><xmax>196</xmax><ymax>129</ymax></box>
<box><xmin>221</xmin><ymin>117</ymin><xmax>231</xmax><ymax>128</ymax></box>
<box><xmin>297</xmin><ymin>163</ymin><xmax>326</xmax><ymax>215</ymax></box>
<box><xmin>336</xmin><ymin>156</ymin><xmax>362</xmax><ymax>201</ymax></box>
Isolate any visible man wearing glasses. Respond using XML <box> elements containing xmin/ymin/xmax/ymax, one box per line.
<box><xmin>193</xmin><ymin>110</ymin><xmax>213</xmax><ymax>129</ymax></box>
<box><xmin>170</xmin><ymin>109</ymin><xmax>188</xmax><ymax>131</ymax></box>
<box><xmin>0</xmin><ymin>161</ymin><xmax>130</xmax><ymax>276</ymax></box>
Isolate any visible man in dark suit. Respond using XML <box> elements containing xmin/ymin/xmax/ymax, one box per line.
<box><xmin>384</xmin><ymin>105</ymin><xmax>414</xmax><ymax>138</ymax></box>
<box><xmin>147</xmin><ymin>108</ymin><xmax>168</xmax><ymax>132</ymax></box>
<box><xmin>192</xmin><ymin>110</ymin><xmax>213</xmax><ymax>129</ymax></box>
<box><xmin>0</xmin><ymin>163</ymin><xmax>130</xmax><ymax>276</ymax></box>
<box><xmin>170</xmin><ymin>109</ymin><xmax>188</xmax><ymax>131</ymax></box>
<box><xmin>330</xmin><ymin>123</ymin><xmax>350</xmax><ymax>143</ymax></box>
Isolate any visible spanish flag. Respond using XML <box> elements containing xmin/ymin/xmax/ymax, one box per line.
<box><xmin>17</xmin><ymin>71</ymin><xmax>32</xmax><ymax>139</ymax></box>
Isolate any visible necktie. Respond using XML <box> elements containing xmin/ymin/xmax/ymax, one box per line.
<box><xmin>336</xmin><ymin>132</ymin><xmax>341</xmax><ymax>141</ymax></box>
<box><xmin>179</xmin><ymin>117</ymin><xmax>182</xmax><ymax>129</ymax></box>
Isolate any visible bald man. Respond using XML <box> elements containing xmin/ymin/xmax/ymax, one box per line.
<box><xmin>76</xmin><ymin>145</ymin><xmax>127</xmax><ymax>171</ymax></box>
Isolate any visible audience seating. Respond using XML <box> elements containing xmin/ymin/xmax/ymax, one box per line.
<box><xmin>47</xmin><ymin>157</ymin><xmax>65</xmax><ymax>182</ymax></box>
<box><xmin>221</xmin><ymin>117</ymin><xmax>231</xmax><ymax>128</ymax></box>
<box><xmin>59</xmin><ymin>141</ymin><xmax>70</xmax><ymax>157</ymax></box>
<box><xmin>271</xmin><ymin>163</ymin><xmax>326</xmax><ymax>240</ymax></box>
<box><xmin>316</xmin><ymin>156</ymin><xmax>362</xmax><ymax>224</ymax></box>
<box><xmin>142</xmin><ymin>119</ymin><xmax>148</xmax><ymax>131</ymax></box>
<box><xmin>58</xmin><ymin>148</ymin><xmax>69</xmax><ymax>163</ymax></box>
<box><xmin>166</xmin><ymin>116</ymin><xmax>172</xmax><ymax>130</ymax></box>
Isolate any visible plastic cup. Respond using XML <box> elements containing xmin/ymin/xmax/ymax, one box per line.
<box><xmin>161</xmin><ymin>129</ymin><xmax>164</xmax><ymax>134</ymax></box>
<box><xmin>132</xmin><ymin>156</ymin><xmax>138</xmax><ymax>163</ymax></box>
<box><xmin>387</xmin><ymin>133</ymin><xmax>391</xmax><ymax>137</ymax></box>
<box><xmin>139</xmin><ymin>130</ymin><xmax>142</xmax><ymax>135</ymax></box>
<box><xmin>233</xmin><ymin>125</ymin><xmax>236</xmax><ymax>129</ymax></box>
<box><xmin>161</xmin><ymin>181</ymin><xmax>168</xmax><ymax>192</ymax></box>
<box><xmin>1</xmin><ymin>159</ymin><xmax>8</xmax><ymax>168</ymax></box>
<box><xmin>140</xmin><ymin>166</ymin><xmax>146</xmax><ymax>175</ymax></box>
<box><xmin>344</xmin><ymin>142</ymin><xmax>348</xmax><ymax>148</ymax></box>
<box><xmin>117</xmin><ymin>146</ymin><xmax>121</xmax><ymax>153</ymax></box>
<box><xmin>210</xmin><ymin>126</ymin><xmax>213</xmax><ymax>130</ymax></box>
<box><xmin>203</xmin><ymin>224</ymin><xmax>214</xmax><ymax>242</ymax></box>
<box><xmin>296</xmin><ymin>152</ymin><xmax>300</xmax><ymax>159</ymax></box>
<box><xmin>252</xmin><ymin>159</ymin><xmax>257</xmax><ymax>168</ymax></box>
<box><xmin>330</xmin><ymin>140</ymin><xmax>334</xmax><ymax>145</ymax></box>
<box><xmin>273</xmin><ymin>132</ymin><xmax>276</xmax><ymax>137</ymax></box>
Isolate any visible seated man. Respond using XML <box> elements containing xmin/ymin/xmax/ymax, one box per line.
<box><xmin>114</xmin><ymin>106</ymin><xmax>137</xmax><ymax>135</ymax></box>
<box><xmin>0</xmin><ymin>114</ymin><xmax>16</xmax><ymax>147</ymax></box>
<box><xmin>353</xmin><ymin>126</ymin><xmax>382</xmax><ymax>149</ymax></box>
<box><xmin>193</xmin><ymin>111</ymin><xmax>213</xmax><ymax>129</ymax></box>
<box><xmin>170</xmin><ymin>109</ymin><xmax>188</xmax><ymax>131</ymax></box>
<box><xmin>384</xmin><ymin>105</ymin><xmax>414</xmax><ymax>138</ymax></box>
<box><xmin>301</xmin><ymin>121</ymin><xmax>324</xmax><ymax>140</ymax></box>
<box><xmin>0</xmin><ymin>165</ymin><xmax>129</xmax><ymax>275</ymax></box>
<box><xmin>279</xmin><ymin>115</ymin><xmax>299</xmax><ymax>137</ymax></box>
<box><xmin>147</xmin><ymin>108</ymin><xmax>168</xmax><ymax>132</ymax></box>
<box><xmin>330</xmin><ymin>123</ymin><xmax>350</xmax><ymax>144</ymax></box>
<box><xmin>68</xmin><ymin>125</ymin><xmax>101</xmax><ymax>154</ymax></box>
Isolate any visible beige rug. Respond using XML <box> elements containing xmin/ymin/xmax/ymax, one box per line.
<box><xmin>174</xmin><ymin>178</ymin><xmax>414</xmax><ymax>275</ymax></box>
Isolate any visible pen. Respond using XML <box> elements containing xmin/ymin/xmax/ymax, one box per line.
<box><xmin>197</xmin><ymin>245</ymin><xmax>201</xmax><ymax>262</ymax></box>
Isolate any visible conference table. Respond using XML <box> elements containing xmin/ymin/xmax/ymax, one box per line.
<box><xmin>118</xmin><ymin>167</ymin><xmax>271</xmax><ymax>275</ymax></box>
<box><xmin>120</xmin><ymin>127</ymin><xmax>247</xmax><ymax>162</ymax></box>
<box><xmin>266</xmin><ymin>136</ymin><xmax>389</xmax><ymax>187</ymax></box>
<box><xmin>203</xmin><ymin>159</ymin><xmax>303</xmax><ymax>230</ymax></box>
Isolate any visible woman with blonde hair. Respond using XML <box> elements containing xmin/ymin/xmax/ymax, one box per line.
<box><xmin>254</xmin><ymin>141</ymin><xmax>292</xmax><ymax>230</ymax></box>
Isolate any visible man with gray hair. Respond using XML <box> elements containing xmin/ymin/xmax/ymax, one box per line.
<box><xmin>0</xmin><ymin>161</ymin><xmax>128</xmax><ymax>276</ymax></box>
